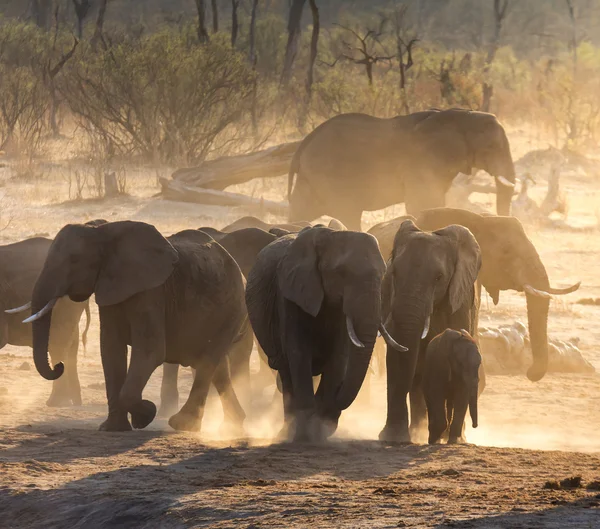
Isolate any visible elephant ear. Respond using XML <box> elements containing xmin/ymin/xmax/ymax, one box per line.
<box><xmin>328</xmin><ymin>218</ymin><xmax>347</xmax><ymax>231</ymax></box>
<box><xmin>278</xmin><ymin>227</ymin><xmax>327</xmax><ymax>317</ymax></box>
<box><xmin>391</xmin><ymin>219</ymin><xmax>421</xmax><ymax>259</ymax></box>
<box><xmin>436</xmin><ymin>224</ymin><xmax>481</xmax><ymax>314</ymax></box>
<box><xmin>219</xmin><ymin>228</ymin><xmax>276</xmax><ymax>278</ymax></box>
<box><xmin>95</xmin><ymin>221</ymin><xmax>179</xmax><ymax>307</ymax></box>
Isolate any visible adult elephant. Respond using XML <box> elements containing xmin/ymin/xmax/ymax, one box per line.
<box><xmin>369</xmin><ymin>208</ymin><xmax>581</xmax><ymax>382</ymax></box>
<box><xmin>246</xmin><ymin>225</ymin><xmax>405</xmax><ymax>442</ymax></box>
<box><xmin>288</xmin><ymin>109</ymin><xmax>516</xmax><ymax>230</ymax></box>
<box><xmin>379</xmin><ymin>220</ymin><xmax>482</xmax><ymax>443</ymax></box>
<box><xmin>159</xmin><ymin>226</ymin><xmax>281</xmax><ymax>415</ymax></box>
<box><xmin>25</xmin><ymin>221</ymin><xmax>247</xmax><ymax>433</ymax></box>
<box><xmin>2</xmin><ymin>238</ymin><xmax>92</xmax><ymax>407</ymax></box>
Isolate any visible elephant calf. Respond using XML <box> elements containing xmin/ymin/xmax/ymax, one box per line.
<box><xmin>25</xmin><ymin>221</ymin><xmax>247</xmax><ymax>433</ymax></box>
<box><xmin>424</xmin><ymin>329</ymin><xmax>481</xmax><ymax>444</ymax></box>
<box><xmin>246</xmin><ymin>225</ymin><xmax>405</xmax><ymax>442</ymax></box>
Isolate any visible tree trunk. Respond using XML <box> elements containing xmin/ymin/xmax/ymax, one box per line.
<box><xmin>481</xmin><ymin>0</ymin><xmax>509</xmax><ymax>112</ymax></box>
<box><xmin>195</xmin><ymin>0</ymin><xmax>210</xmax><ymax>43</ymax></box>
<box><xmin>299</xmin><ymin>0</ymin><xmax>319</xmax><ymax>131</ymax></box>
<box><xmin>231</xmin><ymin>0</ymin><xmax>239</xmax><ymax>47</ymax></box>
<box><xmin>280</xmin><ymin>0</ymin><xmax>307</xmax><ymax>87</ymax></box>
<box><xmin>211</xmin><ymin>0</ymin><xmax>219</xmax><ymax>33</ymax></box>
<box><xmin>30</xmin><ymin>0</ymin><xmax>53</xmax><ymax>30</ymax></box>
<box><xmin>249</xmin><ymin>0</ymin><xmax>259</xmax><ymax>64</ymax></box>
<box><xmin>92</xmin><ymin>0</ymin><xmax>108</xmax><ymax>49</ymax></box>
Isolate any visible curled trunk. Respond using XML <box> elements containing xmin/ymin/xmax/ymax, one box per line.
<box><xmin>31</xmin><ymin>280</ymin><xmax>64</xmax><ymax>380</ymax></box>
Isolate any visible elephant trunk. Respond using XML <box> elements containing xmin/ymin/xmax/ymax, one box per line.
<box><xmin>30</xmin><ymin>276</ymin><xmax>63</xmax><ymax>381</ymax></box>
<box><xmin>519</xmin><ymin>255</ymin><xmax>551</xmax><ymax>382</ymax></box>
<box><xmin>334</xmin><ymin>287</ymin><xmax>380</xmax><ymax>410</ymax></box>
<box><xmin>525</xmin><ymin>293</ymin><xmax>549</xmax><ymax>382</ymax></box>
<box><xmin>469</xmin><ymin>391</ymin><xmax>478</xmax><ymax>428</ymax></box>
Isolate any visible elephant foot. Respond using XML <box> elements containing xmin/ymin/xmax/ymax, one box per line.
<box><xmin>157</xmin><ymin>398</ymin><xmax>179</xmax><ymax>418</ymax></box>
<box><xmin>409</xmin><ymin>425</ymin><xmax>429</xmax><ymax>445</ymax></box>
<box><xmin>379</xmin><ymin>425</ymin><xmax>412</xmax><ymax>444</ymax></box>
<box><xmin>99</xmin><ymin>414</ymin><xmax>132</xmax><ymax>432</ymax></box>
<box><xmin>168</xmin><ymin>410</ymin><xmax>202</xmax><ymax>432</ymax></box>
<box><xmin>293</xmin><ymin>411</ymin><xmax>327</xmax><ymax>443</ymax></box>
<box><xmin>130</xmin><ymin>400</ymin><xmax>157</xmax><ymax>429</ymax></box>
<box><xmin>46</xmin><ymin>393</ymin><xmax>73</xmax><ymax>408</ymax></box>
<box><xmin>71</xmin><ymin>393</ymin><xmax>82</xmax><ymax>407</ymax></box>
<box><xmin>447</xmin><ymin>436</ymin><xmax>468</xmax><ymax>445</ymax></box>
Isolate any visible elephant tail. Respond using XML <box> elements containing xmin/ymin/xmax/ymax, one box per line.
<box><xmin>81</xmin><ymin>301</ymin><xmax>91</xmax><ymax>355</ymax></box>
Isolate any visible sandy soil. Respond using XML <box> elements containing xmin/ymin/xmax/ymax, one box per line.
<box><xmin>1</xmin><ymin>128</ymin><xmax>600</xmax><ymax>528</ymax></box>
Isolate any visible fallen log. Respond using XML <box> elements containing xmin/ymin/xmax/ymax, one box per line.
<box><xmin>171</xmin><ymin>141</ymin><xmax>301</xmax><ymax>190</ymax></box>
<box><xmin>159</xmin><ymin>177</ymin><xmax>289</xmax><ymax>216</ymax></box>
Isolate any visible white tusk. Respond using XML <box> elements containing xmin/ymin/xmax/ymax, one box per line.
<box><xmin>523</xmin><ymin>284</ymin><xmax>552</xmax><ymax>300</ymax></box>
<box><xmin>22</xmin><ymin>298</ymin><xmax>57</xmax><ymax>323</ymax></box>
<box><xmin>5</xmin><ymin>301</ymin><xmax>32</xmax><ymax>314</ymax></box>
<box><xmin>379</xmin><ymin>324</ymin><xmax>408</xmax><ymax>352</ymax></box>
<box><xmin>346</xmin><ymin>315</ymin><xmax>365</xmax><ymax>348</ymax></box>
<box><xmin>421</xmin><ymin>315</ymin><xmax>431</xmax><ymax>339</ymax></box>
<box><xmin>497</xmin><ymin>176</ymin><xmax>515</xmax><ymax>188</ymax></box>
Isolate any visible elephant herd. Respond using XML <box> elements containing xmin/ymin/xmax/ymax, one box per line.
<box><xmin>1</xmin><ymin>206</ymin><xmax>580</xmax><ymax>445</ymax></box>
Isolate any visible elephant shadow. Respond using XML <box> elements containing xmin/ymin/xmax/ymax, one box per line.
<box><xmin>0</xmin><ymin>440</ymin><xmax>451</xmax><ymax>528</ymax></box>
<box><xmin>432</xmin><ymin>495</ymin><xmax>600</xmax><ymax>528</ymax></box>
<box><xmin>1</xmin><ymin>423</ymin><xmax>165</xmax><ymax>464</ymax></box>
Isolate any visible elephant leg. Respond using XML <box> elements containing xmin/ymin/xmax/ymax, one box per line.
<box><xmin>212</xmin><ymin>357</ymin><xmax>246</xmax><ymax>437</ymax></box>
<box><xmin>169</xmin><ymin>357</ymin><xmax>217</xmax><ymax>432</ymax></box>
<box><xmin>405</xmin><ymin>177</ymin><xmax>446</xmax><ymax>217</ymax></box>
<box><xmin>158</xmin><ymin>363</ymin><xmax>180</xmax><ymax>418</ymax></box>
<box><xmin>380</xmin><ymin>345</ymin><xmax>419</xmax><ymax>443</ymax></box>
<box><xmin>119</xmin><ymin>310</ymin><xmax>166</xmax><ymax>430</ymax></box>
<box><xmin>409</xmin><ymin>384</ymin><xmax>428</xmax><ymax>443</ymax></box>
<box><xmin>227</xmin><ymin>329</ymin><xmax>253</xmax><ymax>404</ymax></box>
<box><xmin>255</xmin><ymin>342</ymin><xmax>276</xmax><ymax>393</ymax></box>
<box><xmin>286</xmin><ymin>348</ymin><xmax>319</xmax><ymax>442</ymax></box>
<box><xmin>66</xmin><ymin>331</ymin><xmax>82</xmax><ymax>406</ymax></box>
<box><xmin>447</xmin><ymin>390</ymin><xmax>469</xmax><ymax>444</ymax></box>
<box><xmin>98</xmin><ymin>309</ymin><xmax>131</xmax><ymax>431</ymax></box>
<box><xmin>276</xmin><ymin>365</ymin><xmax>295</xmax><ymax>441</ymax></box>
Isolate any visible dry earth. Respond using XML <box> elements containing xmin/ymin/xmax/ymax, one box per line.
<box><xmin>0</xmin><ymin>128</ymin><xmax>600</xmax><ymax>528</ymax></box>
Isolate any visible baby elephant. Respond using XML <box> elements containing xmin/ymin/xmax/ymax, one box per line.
<box><xmin>424</xmin><ymin>329</ymin><xmax>481</xmax><ymax>444</ymax></box>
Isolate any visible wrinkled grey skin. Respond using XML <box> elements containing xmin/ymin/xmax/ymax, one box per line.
<box><xmin>159</xmin><ymin>227</ymin><xmax>280</xmax><ymax>416</ymax></box>
<box><xmin>29</xmin><ymin>221</ymin><xmax>247</xmax><ymax>433</ymax></box>
<box><xmin>369</xmin><ymin>208</ymin><xmax>581</xmax><ymax>384</ymax></box>
<box><xmin>1</xmin><ymin>234</ymin><xmax>95</xmax><ymax>407</ymax></box>
<box><xmin>246</xmin><ymin>226</ymin><xmax>386</xmax><ymax>442</ymax></box>
<box><xmin>288</xmin><ymin>109</ymin><xmax>516</xmax><ymax>230</ymax></box>
<box><xmin>379</xmin><ymin>220</ymin><xmax>482</xmax><ymax>444</ymax></box>
<box><xmin>424</xmin><ymin>329</ymin><xmax>481</xmax><ymax>445</ymax></box>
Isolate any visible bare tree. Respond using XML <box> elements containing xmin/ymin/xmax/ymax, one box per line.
<box><xmin>298</xmin><ymin>0</ymin><xmax>319</xmax><ymax>130</ymax></box>
<box><xmin>280</xmin><ymin>0</ymin><xmax>307</xmax><ymax>87</ymax></box>
<box><xmin>29</xmin><ymin>0</ymin><xmax>53</xmax><ymax>30</ymax></box>
<box><xmin>248</xmin><ymin>0</ymin><xmax>259</xmax><ymax>64</ymax></box>
<box><xmin>330</xmin><ymin>19</ymin><xmax>395</xmax><ymax>86</ymax></box>
<box><xmin>91</xmin><ymin>0</ymin><xmax>108</xmax><ymax>50</ymax></box>
<box><xmin>481</xmin><ymin>0</ymin><xmax>510</xmax><ymax>112</ymax></box>
<box><xmin>390</xmin><ymin>3</ymin><xmax>418</xmax><ymax>113</ymax></box>
<box><xmin>211</xmin><ymin>0</ymin><xmax>219</xmax><ymax>33</ymax></box>
<box><xmin>72</xmin><ymin>0</ymin><xmax>92</xmax><ymax>39</ymax></box>
<box><xmin>231</xmin><ymin>0</ymin><xmax>240</xmax><ymax>47</ymax></box>
<box><xmin>195</xmin><ymin>0</ymin><xmax>210</xmax><ymax>43</ymax></box>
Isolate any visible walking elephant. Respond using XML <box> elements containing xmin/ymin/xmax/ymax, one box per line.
<box><xmin>288</xmin><ymin>109</ymin><xmax>516</xmax><ymax>229</ymax></box>
<box><xmin>246</xmin><ymin>225</ymin><xmax>406</xmax><ymax>442</ymax></box>
<box><xmin>2</xmin><ymin>238</ymin><xmax>91</xmax><ymax>407</ymax></box>
<box><xmin>379</xmin><ymin>220</ymin><xmax>482</xmax><ymax>444</ymax></box>
<box><xmin>424</xmin><ymin>329</ymin><xmax>481</xmax><ymax>444</ymax></box>
<box><xmin>158</xmin><ymin>226</ymin><xmax>281</xmax><ymax>415</ymax></box>
<box><xmin>369</xmin><ymin>208</ymin><xmax>581</xmax><ymax>383</ymax></box>
<box><xmin>25</xmin><ymin>221</ymin><xmax>247</xmax><ymax>433</ymax></box>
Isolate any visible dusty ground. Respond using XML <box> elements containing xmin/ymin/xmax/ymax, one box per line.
<box><xmin>1</xmin><ymin>128</ymin><xmax>600</xmax><ymax>528</ymax></box>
